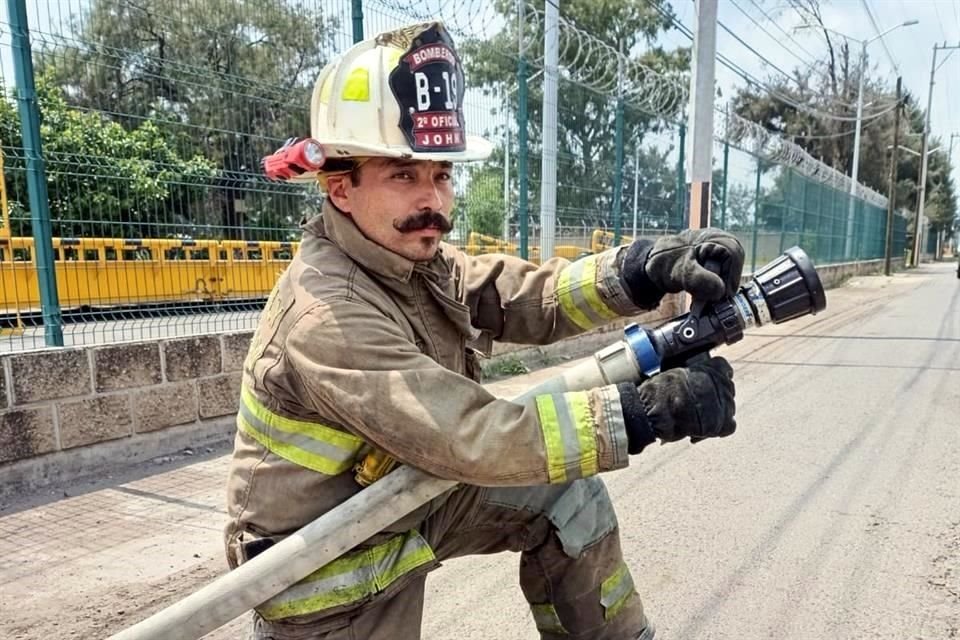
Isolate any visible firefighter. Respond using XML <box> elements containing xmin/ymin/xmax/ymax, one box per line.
<box><xmin>226</xmin><ymin>22</ymin><xmax>744</xmax><ymax>640</ymax></box>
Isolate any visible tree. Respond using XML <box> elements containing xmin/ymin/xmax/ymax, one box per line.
<box><xmin>460</xmin><ymin>0</ymin><xmax>690</xmax><ymax>232</ymax></box>
<box><xmin>43</xmin><ymin>0</ymin><xmax>338</xmax><ymax>237</ymax></box>
<box><xmin>463</xmin><ymin>165</ymin><xmax>505</xmax><ymax>237</ymax></box>
<box><xmin>621</xmin><ymin>144</ymin><xmax>683</xmax><ymax>233</ymax></box>
<box><xmin>733</xmin><ymin>0</ymin><xmax>956</xmax><ymax>246</ymax></box>
<box><xmin>0</xmin><ymin>74</ymin><xmax>216</xmax><ymax>238</ymax></box>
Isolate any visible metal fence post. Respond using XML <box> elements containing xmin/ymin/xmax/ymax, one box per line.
<box><xmin>516</xmin><ymin>16</ymin><xmax>529</xmax><ymax>260</ymax></box>
<box><xmin>675</xmin><ymin>125</ymin><xmax>686</xmax><ymax>230</ymax></box>
<box><xmin>611</xmin><ymin>84</ymin><xmax>624</xmax><ymax>245</ymax></box>
<box><xmin>719</xmin><ymin>140</ymin><xmax>729</xmax><ymax>229</ymax></box>
<box><xmin>800</xmin><ymin>174</ymin><xmax>808</xmax><ymax>248</ymax></box>
<box><xmin>751</xmin><ymin>158</ymin><xmax>761</xmax><ymax>273</ymax></box>
<box><xmin>8</xmin><ymin>0</ymin><xmax>63</xmax><ymax>346</ymax></box>
<box><xmin>780</xmin><ymin>168</ymin><xmax>790</xmax><ymax>254</ymax></box>
<box><xmin>351</xmin><ymin>0</ymin><xmax>364</xmax><ymax>43</ymax></box>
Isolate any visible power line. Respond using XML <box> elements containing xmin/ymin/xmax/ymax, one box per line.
<box><xmin>860</xmin><ymin>0</ymin><xmax>902</xmax><ymax>76</ymax></box>
<box><xmin>788</xmin><ymin>116</ymin><xmax>884</xmax><ymax>140</ymax></box>
<box><xmin>930</xmin><ymin>1</ymin><xmax>957</xmax><ymax>146</ymax></box>
<box><xmin>931</xmin><ymin>1</ymin><xmax>952</xmax><ymax>43</ymax></box>
<box><xmin>715</xmin><ymin>18</ymin><xmax>797</xmax><ymax>85</ymax></box>
<box><xmin>733</xmin><ymin>0</ymin><xmax>861</xmax><ymax>110</ymax></box>
<box><xmin>718</xmin><ymin>6</ymin><xmax>858</xmax><ymax>110</ymax></box>
<box><xmin>728</xmin><ymin>0</ymin><xmax>818</xmax><ymax>69</ymax></box>
<box><xmin>649</xmin><ymin>0</ymin><xmax>896</xmax><ymax>123</ymax></box>
<box><xmin>742</xmin><ymin>0</ymin><xmax>821</xmax><ymax>64</ymax></box>
<box><xmin>713</xmin><ymin>35</ymin><xmax>897</xmax><ymax>122</ymax></box>
<box><xmin>954</xmin><ymin>0</ymin><xmax>960</xmax><ymax>41</ymax></box>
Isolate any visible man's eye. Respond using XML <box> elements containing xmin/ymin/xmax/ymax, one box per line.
<box><xmin>392</xmin><ymin>171</ymin><xmax>414</xmax><ymax>180</ymax></box>
<box><xmin>437</xmin><ymin>172</ymin><xmax>452</xmax><ymax>181</ymax></box>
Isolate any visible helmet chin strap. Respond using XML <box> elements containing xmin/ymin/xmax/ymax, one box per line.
<box><xmin>317</xmin><ymin>157</ymin><xmax>370</xmax><ymax>192</ymax></box>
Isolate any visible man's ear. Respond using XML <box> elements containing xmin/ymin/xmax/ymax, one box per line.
<box><xmin>326</xmin><ymin>174</ymin><xmax>353</xmax><ymax>213</ymax></box>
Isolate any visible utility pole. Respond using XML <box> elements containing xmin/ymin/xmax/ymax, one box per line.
<box><xmin>686</xmin><ymin>0</ymin><xmax>718</xmax><ymax>230</ymax></box>
<box><xmin>914</xmin><ymin>42</ymin><xmax>960</xmax><ymax>266</ymax></box>
<box><xmin>539</xmin><ymin>0</ymin><xmax>558</xmax><ymax>261</ymax></box>
<box><xmin>612</xmin><ymin>43</ymin><xmax>625</xmax><ymax>245</ymax></box>
<box><xmin>516</xmin><ymin>0</ymin><xmax>529</xmax><ymax>260</ymax></box>
<box><xmin>884</xmin><ymin>77</ymin><xmax>902</xmax><ymax>277</ymax></box>
<box><xmin>845</xmin><ymin>40</ymin><xmax>868</xmax><ymax>260</ymax></box>
<box><xmin>950</xmin><ymin>132</ymin><xmax>960</xmax><ymax>258</ymax></box>
<box><xmin>795</xmin><ymin>20</ymin><xmax>916</xmax><ymax>261</ymax></box>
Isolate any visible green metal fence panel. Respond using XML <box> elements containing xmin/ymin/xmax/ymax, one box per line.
<box><xmin>0</xmin><ymin>0</ymin><xmax>911</xmax><ymax>353</ymax></box>
<box><xmin>1</xmin><ymin>0</ymin><xmax>358</xmax><ymax>351</ymax></box>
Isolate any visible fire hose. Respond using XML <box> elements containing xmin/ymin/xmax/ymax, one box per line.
<box><xmin>108</xmin><ymin>246</ymin><xmax>826</xmax><ymax>640</ymax></box>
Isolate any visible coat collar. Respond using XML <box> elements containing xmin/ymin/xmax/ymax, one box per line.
<box><xmin>302</xmin><ymin>200</ymin><xmax>451</xmax><ymax>285</ymax></box>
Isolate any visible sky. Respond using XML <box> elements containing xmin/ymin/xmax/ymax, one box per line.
<box><xmin>664</xmin><ymin>0</ymin><xmax>960</xmax><ymax>201</ymax></box>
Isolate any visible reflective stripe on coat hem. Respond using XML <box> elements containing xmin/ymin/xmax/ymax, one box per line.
<box><xmin>257</xmin><ymin>530</ymin><xmax>436</xmax><ymax>620</ymax></box>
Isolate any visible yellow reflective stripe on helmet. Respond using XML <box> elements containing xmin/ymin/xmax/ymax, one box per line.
<box><xmin>530</xmin><ymin>603</ymin><xmax>568</xmax><ymax>634</ymax></box>
<box><xmin>535</xmin><ymin>391</ymin><xmax>599</xmax><ymax>484</ymax></box>
<box><xmin>341</xmin><ymin>66</ymin><xmax>370</xmax><ymax>101</ymax></box>
<box><xmin>238</xmin><ymin>386</ymin><xmax>364</xmax><ymax>476</ymax></box>
<box><xmin>600</xmin><ymin>562</ymin><xmax>636</xmax><ymax>621</ymax></box>
<box><xmin>556</xmin><ymin>255</ymin><xmax>620</xmax><ymax>330</ymax></box>
<box><xmin>258</xmin><ymin>530</ymin><xmax>436</xmax><ymax>620</ymax></box>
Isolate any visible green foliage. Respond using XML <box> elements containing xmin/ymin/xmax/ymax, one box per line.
<box><xmin>461</xmin><ymin>0</ymin><xmax>689</xmax><ymax>230</ymax></box>
<box><xmin>731</xmin><ymin>13</ymin><xmax>956</xmax><ymax>240</ymax></box>
<box><xmin>0</xmin><ymin>73</ymin><xmax>216</xmax><ymax>237</ymax></box>
<box><xmin>626</xmin><ymin>144</ymin><xmax>684</xmax><ymax>231</ymax></box>
<box><xmin>482</xmin><ymin>354</ymin><xmax>529</xmax><ymax>378</ymax></box>
<box><xmin>464</xmin><ymin>164</ymin><xmax>505</xmax><ymax>236</ymax></box>
<box><xmin>39</xmin><ymin>0</ymin><xmax>338</xmax><ymax>237</ymax></box>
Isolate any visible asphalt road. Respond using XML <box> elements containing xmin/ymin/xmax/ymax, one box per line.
<box><xmin>1</xmin><ymin>262</ymin><xmax>957</xmax><ymax>639</ymax></box>
<box><xmin>421</xmin><ymin>261</ymin><xmax>960</xmax><ymax>639</ymax></box>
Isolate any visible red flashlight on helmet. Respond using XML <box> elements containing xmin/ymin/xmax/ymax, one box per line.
<box><xmin>262</xmin><ymin>137</ymin><xmax>326</xmax><ymax>181</ymax></box>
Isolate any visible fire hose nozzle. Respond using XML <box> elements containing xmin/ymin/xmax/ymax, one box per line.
<box><xmin>638</xmin><ymin>246</ymin><xmax>827</xmax><ymax>372</ymax></box>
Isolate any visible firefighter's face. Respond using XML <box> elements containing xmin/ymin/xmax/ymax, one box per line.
<box><xmin>327</xmin><ymin>158</ymin><xmax>456</xmax><ymax>262</ymax></box>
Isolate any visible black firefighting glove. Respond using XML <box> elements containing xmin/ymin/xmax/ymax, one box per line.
<box><xmin>619</xmin><ymin>229</ymin><xmax>745</xmax><ymax>308</ymax></box>
<box><xmin>617</xmin><ymin>356</ymin><xmax>736</xmax><ymax>454</ymax></box>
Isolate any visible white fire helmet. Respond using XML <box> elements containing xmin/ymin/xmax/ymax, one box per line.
<box><xmin>309</xmin><ymin>21</ymin><xmax>492</xmax><ymax>175</ymax></box>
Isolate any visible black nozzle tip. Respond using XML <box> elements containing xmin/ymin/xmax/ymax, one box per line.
<box><xmin>784</xmin><ymin>246</ymin><xmax>826</xmax><ymax>314</ymax></box>
<box><xmin>749</xmin><ymin>246</ymin><xmax>827</xmax><ymax>325</ymax></box>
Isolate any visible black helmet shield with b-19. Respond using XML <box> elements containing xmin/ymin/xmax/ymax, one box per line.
<box><xmin>387</xmin><ymin>24</ymin><xmax>467</xmax><ymax>154</ymax></box>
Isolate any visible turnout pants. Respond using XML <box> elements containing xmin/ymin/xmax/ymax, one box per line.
<box><xmin>251</xmin><ymin>477</ymin><xmax>654</xmax><ymax>640</ymax></box>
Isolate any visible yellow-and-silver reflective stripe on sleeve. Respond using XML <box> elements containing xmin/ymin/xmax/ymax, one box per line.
<box><xmin>238</xmin><ymin>386</ymin><xmax>365</xmax><ymax>475</ymax></box>
<box><xmin>258</xmin><ymin>530</ymin><xmax>436</xmax><ymax>620</ymax></box>
<box><xmin>600</xmin><ymin>562</ymin><xmax>637</xmax><ymax>621</ymax></box>
<box><xmin>535</xmin><ymin>391</ymin><xmax>599</xmax><ymax>484</ymax></box>
<box><xmin>530</xmin><ymin>603</ymin><xmax>568</xmax><ymax>634</ymax></box>
<box><xmin>556</xmin><ymin>254</ymin><xmax>620</xmax><ymax>330</ymax></box>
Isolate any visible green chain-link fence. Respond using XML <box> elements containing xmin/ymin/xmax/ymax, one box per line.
<box><xmin>0</xmin><ymin>0</ymin><xmax>909</xmax><ymax>352</ymax></box>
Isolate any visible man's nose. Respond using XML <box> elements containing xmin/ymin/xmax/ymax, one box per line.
<box><xmin>413</xmin><ymin>179</ymin><xmax>444</xmax><ymax>212</ymax></box>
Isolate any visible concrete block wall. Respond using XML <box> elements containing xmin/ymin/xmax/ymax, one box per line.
<box><xmin>0</xmin><ymin>334</ymin><xmax>248</xmax><ymax>492</ymax></box>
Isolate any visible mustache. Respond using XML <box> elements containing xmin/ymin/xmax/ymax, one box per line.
<box><xmin>392</xmin><ymin>210</ymin><xmax>452</xmax><ymax>233</ymax></box>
